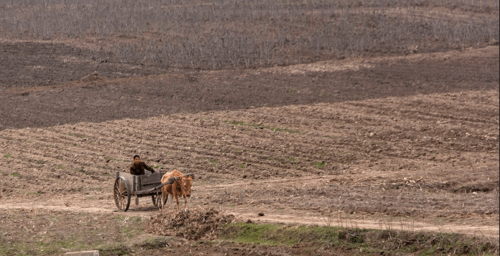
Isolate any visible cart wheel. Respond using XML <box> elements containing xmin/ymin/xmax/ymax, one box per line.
<box><xmin>114</xmin><ymin>177</ymin><xmax>131</xmax><ymax>212</ymax></box>
<box><xmin>152</xmin><ymin>194</ymin><xmax>163</xmax><ymax>210</ymax></box>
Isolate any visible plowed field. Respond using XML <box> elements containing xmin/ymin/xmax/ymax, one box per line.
<box><xmin>1</xmin><ymin>48</ymin><xmax>498</xmax><ymax>235</ymax></box>
<box><xmin>0</xmin><ymin>40</ymin><xmax>498</xmax><ymax>255</ymax></box>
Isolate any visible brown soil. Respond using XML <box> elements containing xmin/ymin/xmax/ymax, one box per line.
<box><xmin>0</xmin><ymin>35</ymin><xmax>498</xmax><ymax>254</ymax></box>
<box><xmin>1</xmin><ymin>42</ymin><xmax>498</xmax><ymax>130</ymax></box>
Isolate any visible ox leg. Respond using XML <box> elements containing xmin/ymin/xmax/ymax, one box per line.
<box><xmin>183</xmin><ymin>195</ymin><xmax>188</xmax><ymax>210</ymax></box>
<box><xmin>161</xmin><ymin>190</ymin><xmax>168</xmax><ymax>211</ymax></box>
<box><xmin>161</xmin><ymin>191</ymin><xmax>164</xmax><ymax>211</ymax></box>
<box><xmin>177</xmin><ymin>183</ymin><xmax>188</xmax><ymax>211</ymax></box>
<box><xmin>161</xmin><ymin>188</ymin><xmax>165</xmax><ymax>211</ymax></box>
<box><xmin>172</xmin><ymin>188</ymin><xmax>180</xmax><ymax>211</ymax></box>
<box><xmin>175</xmin><ymin>195</ymin><xmax>180</xmax><ymax>211</ymax></box>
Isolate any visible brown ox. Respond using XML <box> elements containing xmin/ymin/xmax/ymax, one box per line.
<box><xmin>160</xmin><ymin>170</ymin><xmax>194</xmax><ymax>211</ymax></box>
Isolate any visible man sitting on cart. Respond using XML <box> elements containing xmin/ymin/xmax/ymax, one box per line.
<box><xmin>130</xmin><ymin>155</ymin><xmax>156</xmax><ymax>175</ymax></box>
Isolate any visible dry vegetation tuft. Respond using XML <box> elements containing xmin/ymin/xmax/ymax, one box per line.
<box><xmin>147</xmin><ymin>208</ymin><xmax>236</xmax><ymax>240</ymax></box>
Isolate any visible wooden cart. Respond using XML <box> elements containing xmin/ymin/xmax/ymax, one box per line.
<box><xmin>113</xmin><ymin>171</ymin><xmax>167</xmax><ymax>212</ymax></box>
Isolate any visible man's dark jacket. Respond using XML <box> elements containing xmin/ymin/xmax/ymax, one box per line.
<box><xmin>130</xmin><ymin>162</ymin><xmax>155</xmax><ymax>175</ymax></box>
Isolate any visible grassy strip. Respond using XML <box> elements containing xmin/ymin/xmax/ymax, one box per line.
<box><xmin>1</xmin><ymin>233</ymin><xmax>170</xmax><ymax>256</ymax></box>
<box><xmin>219</xmin><ymin>223</ymin><xmax>499</xmax><ymax>255</ymax></box>
<box><xmin>98</xmin><ymin>237</ymin><xmax>171</xmax><ymax>256</ymax></box>
<box><xmin>0</xmin><ymin>210</ymin><xmax>169</xmax><ymax>256</ymax></box>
